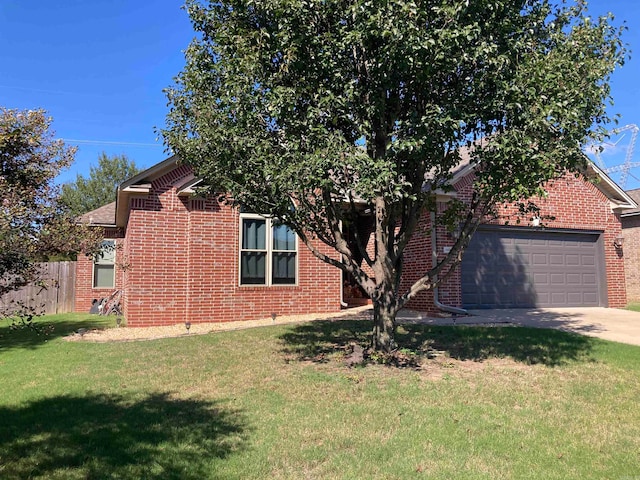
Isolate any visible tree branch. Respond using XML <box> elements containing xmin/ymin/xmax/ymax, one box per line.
<box><xmin>397</xmin><ymin>193</ymin><xmax>492</xmax><ymax>309</ymax></box>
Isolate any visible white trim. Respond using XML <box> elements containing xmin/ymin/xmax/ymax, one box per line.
<box><xmin>586</xmin><ymin>162</ymin><xmax>637</xmax><ymax>211</ymax></box>
<box><xmin>119</xmin><ymin>155</ymin><xmax>179</xmax><ymax>190</ymax></box>
<box><xmin>177</xmin><ymin>177</ymin><xmax>204</xmax><ymax>196</ymax></box>
<box><xmin>92</xmin><ymin>239</ymin><xmax>116</xmax><ymax>289</ymax></box>
<box><xmin>238</xmin><ymin>213</ymin><xmax>299</xmax><ymax>287</ymax></box>
<box><xmin>122</xmin><ymin>184</ymin><xmax>151</xmax><ymax>193</ymax></box>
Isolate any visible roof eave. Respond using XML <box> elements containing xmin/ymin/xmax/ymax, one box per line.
<box><xmin>119</xmin><ymin>155</ymin><xmax>179</xmax><ymax>190</ymax></box>
<box><xmin>115</xmin><ymin>155</ymin><xmax>181</xmax><ymax>227</ymax></box>
<box><xmin>122</xmin><ymin>184</ymin><xmax>151</xmax><ymax>194</ymax></box>
<box><xmin>177</xmin><ymin>177</ymin><xmax>204</xmax><ymax>196</ymax></box>
<box><xmin>87</xmin><ymin>222</ymin><xmax>117</xmax><ymax>228</ymax></box>
<box><xmin>586</xmin><ymin>162</ymin><xmax>638</xmax><ymax>211</ymax></box>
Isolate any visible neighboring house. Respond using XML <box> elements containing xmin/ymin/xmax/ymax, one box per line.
<box><xmin>75</xmin><ymin>156</ymin><xmax>637</xmax><ymax>326</ymax></box>
<box><xmin>621</xmin><ymin>188</ymin><xmax>640</xmax><ymax>302</ymax></box>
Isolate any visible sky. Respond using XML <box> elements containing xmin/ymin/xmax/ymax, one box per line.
<box><xmin>2</xmin><ymin>1</ymin><xmax>640</xmax><ymax>189</ymax></box>
<box><xmin>0</xmin><ymin>0</ymin><xmax>193</xmax><ymax>184</ymax></box>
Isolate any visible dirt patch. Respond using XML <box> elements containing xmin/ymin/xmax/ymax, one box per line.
<box><xmin>418</xmin><ymin>355</ymin><xmax>534</xmax><ymax>380</ymax></box>
<box><xmin>64</xmin><ymin>307</ymin><xmax>373</xmax><ymax>343</ymax></box>
<box><xmin>307</xmin><ymin>351</ymin><xmax>536</xmax><ymax>382</ymax></box>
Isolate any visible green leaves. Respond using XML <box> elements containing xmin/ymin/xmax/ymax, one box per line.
<box><xmin>60</xmin><ymin>153</ymin><xmax>141</xmax><ymax>217</ymax></box>
<box><xmin>163</xmin><ymin>0</ymin><xmax>624</xmax><ymax>308</ymax></box>
<box><xmin>0</xmin><ymin>108</ymin><xmax>103</xmax><ymax>298</ymax></box>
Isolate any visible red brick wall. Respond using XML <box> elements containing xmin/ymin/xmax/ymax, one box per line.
<box><xmin>401</xmin><ymin>172</ymin><xmax>628</xmax><ymax>313</ymax></box>
<box><xmin>491</xmin><ymin>174</ymin><xmax>627</xmax><ymax>308</ymax></box>
<box><xmin>622</xmin><ymin>215</ymin><xmax>640</xmax><ymax>302</ymax></box>
<box><xmin>76</xmin><ymin>165</ymin><xmax>628</xmax><ymax>321</ymax></box>
<box><xmin>75</xmin><ymin>227</ymin><xmax>125</xmax><ymax>313</ymax></box>
<box><xmin>78</xmin><ymin>165</ymin><xmax>342</xmax><ymax>327</ymax></box>
<box><xmin>400</xmin><ymin>206</ymin><xmax>461</xmax><ymax>313</ymax></box>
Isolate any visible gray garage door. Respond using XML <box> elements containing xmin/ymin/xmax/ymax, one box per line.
<box><xmin>461</xmin><ymin>227</ymin><xmax>606</xmax><ymax>308</ymax></box>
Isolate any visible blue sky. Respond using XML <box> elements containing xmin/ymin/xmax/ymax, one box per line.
<box><xmin>2</xmin><ymin>1</ymin><xmax>640</xmax><ymax>189</ymax></box>
<box><xmin>0</xmin><ymin>0</ymin><xmax>193</xmax><ymax>184</ymax></box>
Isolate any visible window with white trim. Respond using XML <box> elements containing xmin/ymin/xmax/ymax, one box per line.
<box><xmin>93</xmin><ymin>240</ymin><xmax>115</xmax><ymax>288</ymax></box>
<box><xmin>240</xmin><ymin>214</ymin><xmax>297</xmax><ymax>285</ymax></box>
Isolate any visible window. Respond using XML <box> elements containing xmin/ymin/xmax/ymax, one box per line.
<box><xmin>93</xmin><ymin>240</ymin><xmax>115</xmax><ymax>288</ymax></box>
<box><xmin>240</xmin><ymin>215</ymin><xmax>297</xmax><ymax>286</ymax></box>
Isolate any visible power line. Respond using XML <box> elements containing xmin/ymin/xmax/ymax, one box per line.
<box><xmin>60</xmin><ymin>138</ymin><xmax>164</xmax><ymax>147</ymax></box>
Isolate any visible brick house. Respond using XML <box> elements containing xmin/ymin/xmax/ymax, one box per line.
<box><xmin>76</xmin><ymin>156</ymin><xmax>342</xmax><ymax>326</ymax></box>
<box><xmin>76</xmin><ymin>156</ymin><xmax>636</xmax><ymax>326</ymax></box>
<box><xmin>621</xmin><ymin>189</ymin><xmax>640</xmax><ymax>302</ymax></box>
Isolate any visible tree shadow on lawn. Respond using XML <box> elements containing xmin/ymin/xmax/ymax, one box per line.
<box><xmin>279</xmin><ymin>319</ymin><xmax>596</xmax><ymax>367</ymax></box>
<box><xmin>0</xmin><ymin>316</ymin><xmax>112</xmax><ymax>353</ymax></box>
<box><xmin>0</xmin><ymin>392</ymin><xmax>247</xmax><ymax>480</ymax></box>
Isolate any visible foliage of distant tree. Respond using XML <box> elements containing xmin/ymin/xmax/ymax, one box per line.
<box><xmin>60</xmin><ymin>153</ymin><xmax>141</xmax><ymax>216</ymax></box>
<box><xmin>0</xmin><ymin>108</ymin><xmax>102</xmax><ymax>323</ymax></box>
<box><xmin>164</xmin><ymin>0</ymin><xmax>625</xmax><ymax>351</ymax></box>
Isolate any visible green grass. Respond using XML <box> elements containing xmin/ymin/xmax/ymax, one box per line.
<box><xmin>1</xmin><ymin>313</ymin><xmax>639</xmax><ymax>479</ymax></box>
<box><xmin>627</xmin><ymin>302</ymin><xmax>640</xmax><ymax>312</ymax></box>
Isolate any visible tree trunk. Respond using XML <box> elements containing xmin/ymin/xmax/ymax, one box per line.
<box><xmin>371</xmin><ymin>299</ymin><xmax>398</xmax><ymax>352</ymax></box>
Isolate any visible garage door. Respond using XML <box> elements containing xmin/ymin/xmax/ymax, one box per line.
<box><xmin>461</xmin><ymin>227</ymin><xmax>605</xmax><ymax>308</ymax></box>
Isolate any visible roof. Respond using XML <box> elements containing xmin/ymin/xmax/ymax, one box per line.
<box><xmin>86</xmin><ymin>147</ymin><xmax>638</xmax><ymax>229</ymax></box>
<box><xmin>119</xmin><ymin>154</ymin><xmax>180</xmax><ymax>190</ymax></box>
<box><xmin>77</xmin><ymin>202</ymin><xmax>116</xmax><ymax>226</ymax></box>
<box><xmin>621</xmin><ymin>188</ymin><xmax>640</xmax><ymax>217</ymax></box>
<box><xmin>115</xmin><ymin>154</ymin><xmax>189</xmax><ymax>226</ymax></box>
<box><xmin>584</xmin><ymin>162</ymin><xmax>637</xmax><ymax>212</ymax></box>
<box><xmin>447</xmin><ymin>150</ymin><xmax>638</xmax><ymax>212</ymax></box>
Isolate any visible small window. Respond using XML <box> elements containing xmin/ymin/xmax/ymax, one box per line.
<box><xmin>93</xmin><ymin>240</ymin><xmax>115</xmax><ymax>288</ymax></box>
<box><xmin>240</xmin><ymin>218</ymin><xmax>267</xmax><ymax>284</ymax></box>
<box><xmin>240</xmin><ymin>215</ymin><xmax>297</xmax><ymax>286</ymax></box>
<box><xmin>271</xmin><ymin>223</ymin><xmax>296</xmax><ymax>284</ymax></box>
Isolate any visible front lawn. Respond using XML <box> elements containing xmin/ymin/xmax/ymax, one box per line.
<box><xmin>1</xmin><ymin>313</ymin><xmax>639</xmax><ymax>479</ymax></box>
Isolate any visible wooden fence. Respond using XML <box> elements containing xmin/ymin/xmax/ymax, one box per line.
<box><xmin>1</xmin><ymin>262</ymin><xmax>76</xmax><ymax>315</ymax></box>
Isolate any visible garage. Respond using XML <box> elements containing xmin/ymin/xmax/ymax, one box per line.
<box><xmin>461</xmin><ymin>227</ymin><xmax>607</xmax><ymax>308</ymax></box>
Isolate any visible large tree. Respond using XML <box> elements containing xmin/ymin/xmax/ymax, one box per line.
<box><xmin>0</xmin><ymin>108</ymin><xmax>101</xmax><ymax>304</ymax></box>
<box><xmin>163</xmin><ymin>0</ymin><xmax>625</xmax><ymax>351</ymax></box>
<box><xmin>60</xmin><ymin>153</ymin><xmax>141</xmax><ymax>216</ymax></box>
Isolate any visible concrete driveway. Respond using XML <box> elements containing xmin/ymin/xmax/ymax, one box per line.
<box><xmin>398</xmin><ymin>307</ymin><xmax>640</xmax><ymax>346</ymax></box>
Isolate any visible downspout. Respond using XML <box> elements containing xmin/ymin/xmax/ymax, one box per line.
<box><xmin>340</xmin><ymin>268</ymin><xmax>348</xmax><ymax>308</ymax></box>
<box><xmin>431</xmin><ymin>211</ymin><xmax>468</xmax><ymax>316</ymax></box>
<box><xmin>338</xmin><ymin>220</ymin><xmax>349</xmax><ymax>308</ymax></box>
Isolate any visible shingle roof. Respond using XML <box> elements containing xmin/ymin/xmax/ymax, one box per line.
<box><xmin>77</xmin><ymin>201</ymin><xmax>116</xmax><ymax>225</ymax></box>
<box><xmin>622</xmin><ymin>188</ymin><xmax>640</xmax><ymax>216</ymax></box>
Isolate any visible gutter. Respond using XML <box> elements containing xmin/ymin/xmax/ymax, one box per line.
<box><xmin>430</xmin><ymin>212</ymin><xmax>468</xmax><ymax>316</ymax></box>
<box><xmin>620</xmin><ymin>210</ymin><xmax>640</xmax><ymax>218</ymax></box>
<box><xmin>87</xmin><ymin>223</ymin><xmax>118</xmax><ymax>228</ymax></box>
